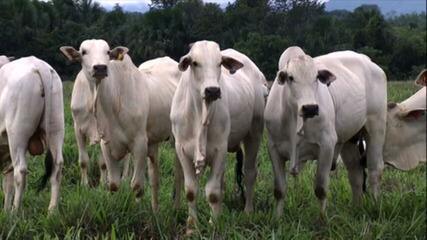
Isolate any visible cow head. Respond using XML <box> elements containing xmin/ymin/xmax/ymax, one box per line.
<box><xmin>275</xmin><ymin>54</ymin><xmax>336</xmax><ymax>119</ymax></box>
<box><xmin>178</xmin><ymin>40</ymin><xmax>243</xmax><ymax>103</ymax></box>
<box><xmin>60</xmin><ymin>39</ymin><xmax>128</xmax><ymax>86</ymax></box>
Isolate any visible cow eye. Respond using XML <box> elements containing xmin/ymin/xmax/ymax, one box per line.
<box><xmin>107</xmin><ymin>50</ymin><xmax>110</xmax><ymax>55</ymax></box>
<box><xmin>192</xmin><ymin>61</ymin><xmax>198</xmax><ymax>67</ymax></box>
<box><xmin>82</xmin><ymin>50</ymin><xmax>87</xmax><ymax>55</ymax></box>
<box><xmin>289</xmin><ymin>76</ymin><xmax>294</xmax><ymax>82</ymax></box>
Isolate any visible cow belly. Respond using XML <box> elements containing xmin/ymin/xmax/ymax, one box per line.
<box><xmin>333</xmin><ymin>92</ymin><xmax>366</xmax><ymax>142</ymax></box>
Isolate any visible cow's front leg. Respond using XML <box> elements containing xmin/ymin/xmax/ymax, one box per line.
<box><xmin>101</xmin><ymin>140</ymin><xmax>121</xmax><ymax>192</ymax></box>
<box><xmin>2</xmin><ymin>169</ymin><xmax>14</xmax><ymax>211</ymax></box>
<box><xmin>131</xmin><ymin>136</ymin><xmax>148</xmax><ymax>199</ymax></box>
<box><xmin>314</xmin><ymin>142</ymin><xmax>335</xmax><ymax>218</ymax></box>
<box><xmin>205</xmin><ymin>144</ymin><xmax>227</xmax><ymax>220</ymax></box>
<box><xmin>74</xmin><ymin>125</ymin><xmax>90</xmax><ymax>186</ymax></box>
<box><xmin>175</xmin><ymin>143</ymin><xmax>198</xmax><ymax>234</ymax></box>
<box><xmin>173</xmin><ymin>152</ymin><xmax>184</xmax><ymax>209</ymax></box>
<box><xmin>267</xmin><ymin>140</ymin><xmax>287</xmax><ymax>218</ymax></box>
<box><xmin>98</xmin><ymin>153</ymin><xmax>107</xmax><ymax>186</ymax></box>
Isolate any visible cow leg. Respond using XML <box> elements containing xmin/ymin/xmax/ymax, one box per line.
<box><xmin>100</xmin><ymin>141</ymin><xmax>121</xmax><ymax>192</ymax></box>
<box><xmin>175</xmin><ymin>143</ymin><xmax>198</xmax><ymax>232</ymax></box>
<box><xmin>47</xmin><ymin>134</ymin><xmax>64</xmax><ymax>211</ymax></box>
<box><xmin>365</xmin><ymin>116</ymin><xmax>385</xmax><ymax>200</ymax></box>
<box><xmin>98</xmin><ymin>153</ymin><xmax>107</xmax><ymax>186</ymax></box>
<box><xmin>267</xmin><ymin>140</ymin><xmax>287</xmax><ymax>217</ymax></box>
<box><xmin>314</xmin><ymin>143</ymin><xmax>335</xmax><ymax>217</ymax></box>
<box><xmin>8</xmin><ymin>144</ymin><xmax>27</xmax><ymax>211</ymax></box>
<box><xmin>131</xmin><ymin>136</ymin><xmax>148</xmax><ymax>199</ymax></box>
<box><xmin>2</xmin><ymin>170</ymin><xmax>14</xmax><ymax>211</ymax></box>
<box><xmin>121</xmin><ymin>155</ymin><xmax>131</xmax><ymax>180</ymax></box>
<box><xmin>242</xmin><ymin>133</ymin><xmax>261</xmax><ymax>213</ymax></box>
<box><xmin>147</xmin><ymin>144</ymin><xmax>160</xmax><ymax>212</ymax></box>
<box><xmin>340</xmin><ymin>141</ymin><xmax>364</xmax><ymax>205</ymax></box>
<box><xmin>205</xmin><ymin>145</ymin><xmax>227</xmax><ymax>220</ymax></box>
<box><xmin>173</xmin><ymin>152</ymin><xmax>184</xmax><ymax>209</ymax></box>
<box><xmin>74</xmin><ymin>125</ymin><xmax>90</xmax><ymax>186</ymax></box>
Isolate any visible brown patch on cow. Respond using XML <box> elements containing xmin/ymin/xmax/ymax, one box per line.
<box><xmin>80</xmin><ymin>162</ymin><xmax>87</xmax><ymax>169</ymax></box>
<box><xmin>208</xmin><ymin>193</ymin><xmax>219</xmax><ymax>204</ymax></box>
<box><xmin>274</xmin><ymin>188</ymin><xmax>283</xmax><ymax>200</ymax></box>
<box><xmin>100</xmin><ymin>164</ymin><xmax>107</xmax><ymax>170</ymax></box>
<box><xmin>109</xmin><ymin>183</ymin><xmax>119</xmax><ymax>192</ymax></box>
<box><xmin>28</xmin><ymin>129</ymin><xmax>45</xmax><ymax>156</ymax></box>
<box><xmin>314</xmin><ymin>186</ymin><xmax>326</xmax><ymax>200</ymax></box>
<box><xmin>387</xmin><ymin>102</ymin><xmax>397</xmax><ymax>110</ymax></box>
<box><xmin>132</xmin><ymin>183</ymin><xmax>141</xmax><ymax>192</ymax></box>
<box><xmin>186</xmin><ymin>191</ymin><xmax>195</xmax><ymax>202</ymax></box>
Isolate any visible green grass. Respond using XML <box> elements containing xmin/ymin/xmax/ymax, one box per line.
<box><xmin>0</xmin><ymin>81</ymin><xmax>425</xmax><ymax>239</ymax></box>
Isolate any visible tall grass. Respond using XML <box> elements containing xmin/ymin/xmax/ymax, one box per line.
<box><xmin>0</xmin><ymin>81</ymin><xmax>425</xmax><ymax>239</ymax></box>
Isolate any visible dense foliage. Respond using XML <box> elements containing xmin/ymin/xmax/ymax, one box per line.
<box><xmin>0</xmin><ymin>0</ymin><xmax>425</xmax><ymax>80</ymax></box>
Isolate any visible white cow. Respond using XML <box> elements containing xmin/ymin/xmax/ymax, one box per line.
<box><xmin>0</xmin><ymin>56</ymin><xmax>14</xmax><ymax>68</ymax></box>
<box><xmin>171</xmin><ymin>41</ymin><xmax>265</xmax><ymax>231</ymax></box>
<box><xmin>265</xmin><ymin>47</ymin><xmax>387</xmax><ymax>217</ymax></box>
<box><xmin>71</xmin><ymin>71</ymin><xmax>133</xmax><ymax>186</ymax></box>
<box><xmin>0</xmin><ymin>56</ymin><xmax>64</xmax><ymax>211</ymax></box>
<box><xmin>60</xmin><ymin>40</ymin><xmax>181</xmax><ymax>211</ymax></box>
<box><xmin>384</xmin><ymin>69</ymin><xmax>426</xmax><ymax>170</ymax></box>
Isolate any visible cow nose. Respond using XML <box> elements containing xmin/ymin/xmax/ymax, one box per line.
<box><xmin>204</xmin><ymin>87</ymin><xmax>221</xmax><ymax>102</ymax></box>
<box><xmin>302</xmin><ymin>104</ymin><xmax>319</xmax><ymax>119</ymax></box>
<box><xmin>93</xmin><ymin>64</ymin><xmax>108</xmax><ymax>79</ymax></box>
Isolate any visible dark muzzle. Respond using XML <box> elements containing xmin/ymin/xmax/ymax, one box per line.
<box><xmin>204</xmin><ymin>87</ymin><xmax>221</xmax><ymax>102</ymax></box>
<box><xmin>93</xmin><ymin>64</ymin><xmax>108</xmax><ymax>80</ymax></box>
<box><xmin>302</xmin><ymin>104</ymin><xmax>319</xmax><ymax>119</ymax></box>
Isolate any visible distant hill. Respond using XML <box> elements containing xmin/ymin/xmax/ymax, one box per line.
<box><xmin>100</xmin><ymin>0</ymin><xmax>426</xmax><ymax>14</ymax></box>
<box><xmin>325</xmin><ymin>0</ymin><xmax>426</xmax><ymax>14</ymax></box>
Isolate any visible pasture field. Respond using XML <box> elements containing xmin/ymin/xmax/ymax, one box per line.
<box><xmin>0</xmin><ymin>81</ymin><xmax>425</xmax><ymax>239</ymax></box>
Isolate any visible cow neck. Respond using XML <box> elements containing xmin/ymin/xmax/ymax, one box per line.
<box><xmin>188</xmin><ymin>79</ymin><xmax>218</xmax><ymax>177</ymax></box>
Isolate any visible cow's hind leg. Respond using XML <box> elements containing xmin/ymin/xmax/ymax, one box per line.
<box><xmin>242</xmin><ymin>123</ymin><xmax>262</xmax><ymax>213</ymax></box>
<box><xmin>74</xmin><ymin>124</ymin><xmax>90</xmax><ymax>186</ymax></box>
<box><xmin>8</xmin><ymin>142</ymin><xmax>27</xmax><ymax>211</ymax></box>
<box><xmin>341</xmin><ymin>141</ymin><xmax>364</xmax><ymax>205</ymax></box>
<box><xmin>47</xmin><ymin>133</ymin><xmax>64</xmax><ymax>211</ymax></box>
<box><xmin>147</xmin><ymin>144</ymin><xmax>160</xmax><ymax>212</ymax></box>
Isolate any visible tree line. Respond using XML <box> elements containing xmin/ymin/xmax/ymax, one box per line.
<box><xmin>0</xmin><ymin>0</ymin><xmax>425</xmax><ymax>81</ymax></box>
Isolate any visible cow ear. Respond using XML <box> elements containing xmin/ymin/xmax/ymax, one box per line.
<box><xmin>7</xmin><ymin>56</ymin><xmax>15</xmax><ymax>61</ymax></box>
<box><xmin>317</xmin><ymin>69</ymin><xmax>336</xmax><ymax>86</ymax></box>
<box><xmin>109</xmin><ymin>46</ymin><xmax>129</xmax><ymax>61</ymax></box>
<box><xmin>400</xmin><ymin>109</ymin><xmax>426</xmax><ymax>120</ymax></box>
<box><xmin>222</xmin><ymin>56</ymin><xmax>243</xmax><ymax>74</ymax></box>
<box><xmin>60</xmin><ymin>46</ymin><xmax>81</xmax><ymax>62</ymax></box>
<box><xmin>178</xmin><ymin>55</ymin><xmax>192</xmax><ymax>72</ymax></box>
<box><xmin>415</xmin><ymin>69</ymin><xmax>427</xmax><ymax>86</ymax></box>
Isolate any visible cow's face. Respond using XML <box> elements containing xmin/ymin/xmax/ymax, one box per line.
<box><xmin>275</xmin><ymin>55</ymin><xmax>335</xmax><ymax>119</ymax></box>
<box><xmin>60</xmin><ymin>39</ymin><xmax>128</xmax><ymax>85</ymax></box>
<box><xmin>178</xmin><ymin>41</ymin><xmax>243</xmax><ymax>103</ymax></box>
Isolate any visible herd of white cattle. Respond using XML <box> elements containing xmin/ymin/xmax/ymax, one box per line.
<box><xmin>0</xmin><ymin>39</ymin><xmax>425</xmax><ymax>231</ymax></box>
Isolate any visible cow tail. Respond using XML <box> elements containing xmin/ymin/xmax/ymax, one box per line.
<box><xmin>235</xmin><ymin>146</ymin><xmax>245</xmax><ymax>203</ymax></box>
<box><xmin>358</xmin><ymin>137</ymin><xmax>368</xmax><ymax>193</ymax></box>
<box><xmin>37</xmin><ymin>149</ymin><xmax>53</xmax><ymax>192</ymax></box>
<box><xmin>35</xmin><ymin>61</ymin><xmax>55</xmax><ymax>192</ymax></box>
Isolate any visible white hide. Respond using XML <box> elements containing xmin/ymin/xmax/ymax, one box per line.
<box><xmin>265</xmin><ymin>47</ymin><xmax>387</xmax><ymax>216</ymax></box>
<box><xmin>384</xmin><ymin>70</ymin><xmax>426</xmax><ymax>170</ymax></box>
<box><xmin>171</xmin><ymin>41</ymin><xmax>265</xmax><ymax>228</ymax></box>
<box><xmin>0</xmin><ymin>56</ymin><xmax>64</xmax><ymax>211</ymax></box>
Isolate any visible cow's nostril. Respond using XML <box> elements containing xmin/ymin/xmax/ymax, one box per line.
<box><xmin>204</xmin><ymin>87</ymin><xmax>221</xmax><ymax>101</ymax></box>
<box><xmin>302</xmin><ymin>104</ymin><xmax>319</xmax><ymax>118</ymax></box>
<box><xmin>93</xmin><ymin>64</ymin><xmax>107</xmax><ymax>72</ymax></box>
